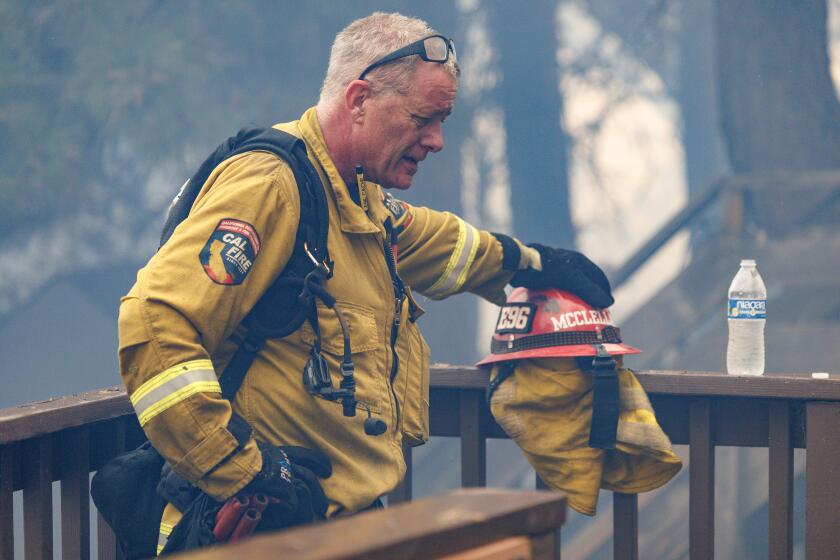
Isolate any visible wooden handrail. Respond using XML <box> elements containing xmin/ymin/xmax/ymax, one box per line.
<box><xmin>175</xmin><ymin>489</ymin><xmax>566</xmax><ymax>560</ymax></box>
<box><xmin>432</xmin><ymin>366</ymin><xmax>840</xmax><ymax>398</ymax></box>
<box><xmin>0</xmin><ymin>387</ymin><xmax>128</xmax><ymax>445</ymax></box>
<box><xmin>1</xmin><ymin>368</ymin><xmax>838</xmax><ymax>445</ymax></box>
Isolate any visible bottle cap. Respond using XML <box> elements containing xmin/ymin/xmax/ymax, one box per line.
<box><xmin>740</xmin><ymin>259</ymin><xmax>756</xmax><ymax>267</ymax></box>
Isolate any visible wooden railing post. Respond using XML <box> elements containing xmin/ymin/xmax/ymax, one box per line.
<box><xmin>97</xmin><ymin>418</ymin><xmax>126</xmax><ymax>560</ymax></box>
<box><xmin>61</xmin><ymin>427</ymin><xmax>91</xmax><ymax>560</ymax></box>
<box><xmin>531</xmin><ymin>530</ymin><xmax>559</xmax><ymax>560</ymax></box>
<box><xmin>533</xmin><ymin>475</ymin><xmax>562</xmax><ymax>560</ymax></box>
<box><xmin>689</xmin><ymin>398</ymin><xmax>715</xmax><ymax>560</ymax></box>
<box><xmin>614</xmin><ymin>493</ymin><xmax>639</xmax><ymax>560</ymax></box>
<box><xmin>1</xmin><ymin>443</ymin><xmax>15</xmax><ymax>559</ymax></box>
<box><xmin>23</xmin><ymin>435</ymin><xmax>53</xmax><ymax>560</ymax></box>
<box><xmin>768</xmin><ymin>401</ymin><xmax>793</xmax><ymax>560</ymax></box>
<box><xmin>459</xmin><ymin>391</ymin><xmax>486</xmax><ymax>488</ymax></box>
<box><xmin>805</xmin><ymin>401</ymin><xmax>840</xmax><ymax>559</ymax></box>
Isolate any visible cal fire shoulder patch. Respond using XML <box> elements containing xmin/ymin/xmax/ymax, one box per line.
<box><xmin>381</xmin><ymin>191</ymin><xmax>414</xmax><ymax>232</ymax></box>
<box><xmin>199</xmin><ymin>219</ymin><xmax>261</xmax><ymax>285</ymax></box>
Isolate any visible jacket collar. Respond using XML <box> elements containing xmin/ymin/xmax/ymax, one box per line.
<box><xmin>296</xmin><ymin>107</ymin><xmax>381</xmax><ymax>235</ymax></box>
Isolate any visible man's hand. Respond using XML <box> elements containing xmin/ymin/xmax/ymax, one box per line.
<box><xmin>510</xmin><ymin>243</ymin><xmax>614</xmax><ymax>308</ymax></box>
<box><xmin>242</xmin><ymin>441</ymin><xmax>332</xmax><ymax>527</ymax></box>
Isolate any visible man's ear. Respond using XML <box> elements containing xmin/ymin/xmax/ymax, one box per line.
<box><xmin>345</xmin><ymin>80</ymin><xmax>371</xmax><ymax>124</ymax></box>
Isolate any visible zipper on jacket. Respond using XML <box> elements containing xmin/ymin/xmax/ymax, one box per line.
<box><xmin>382</xmin><ymin>225</ymin><xmax>405</xmax><ymax>433</ymax></box>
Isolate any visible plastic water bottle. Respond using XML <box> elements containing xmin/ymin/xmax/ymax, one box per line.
<box><xmin>726</xmin><ymin>259</ymin><xmax>767</xmax><ymax>375</ymax></box>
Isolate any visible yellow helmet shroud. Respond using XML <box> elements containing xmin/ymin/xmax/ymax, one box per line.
<box><xmin>487</xmin><ymin>356</ymin><xmax>682</xmax><ymax>516</ymax></box>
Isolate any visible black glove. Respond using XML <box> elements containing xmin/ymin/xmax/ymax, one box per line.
<box><xmin>242</xmin><ymin>441</ymin><xmax>332</xmax><ymax>529</ymax></box>
<box><xmin>510</xmin><ymin>243</ymin><xmax>614</xmax><ymax>308</ymax></box>
<box><xmin>157</xmin><ymin>462</ymin><xmax>200</xmax><ymax>513</ymax></box>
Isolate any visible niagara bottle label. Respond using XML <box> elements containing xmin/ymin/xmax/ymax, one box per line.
<box><xmin>728</xmin><ymin>299</ymin><xmax>766</xmax><ymax>320</ymax></box>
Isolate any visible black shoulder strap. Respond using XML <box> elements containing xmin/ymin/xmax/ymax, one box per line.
<box><xmin>160</xmin><ymin>127</ymin><xmax>327</xmax><ymax>253</ymax></box>
<box><xmin>154</xmin><ymin>127</ymin><xmax>335</xmax><ymax>453</ymax></box>
<box><xmin>157</xmin><ymin>127</ymin><xmax>330</xmax><ymax>403</ymax></box>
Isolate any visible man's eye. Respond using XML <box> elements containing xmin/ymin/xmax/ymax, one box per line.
<box><xmin>412</xmin><ymin>115</ymin><xmax>431</xmax><ymax>127</ymax></box>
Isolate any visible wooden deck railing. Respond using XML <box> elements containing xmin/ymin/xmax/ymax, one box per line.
<box><xmin>177</xmin><ymin>488</ymin><xmax>566</xmax><ymax>560</ymax></box>
<box><xmin>1</xmin><ymin>367</ymin><xmax>840</xmax><ymax>559</ymax></box>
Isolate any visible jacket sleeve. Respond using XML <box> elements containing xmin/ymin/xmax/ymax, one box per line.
<box><xmin>386</xmin><ymin>194</ymin><xmax>525</xmax><ymax>306</ymax></box>
<box><xmin>118</xmin><ymin>152</ymin><xmax>301</xmax><ymax>500</ymax></box>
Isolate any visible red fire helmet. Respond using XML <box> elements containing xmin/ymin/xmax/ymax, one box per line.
<box><xmin>476</xmin><ymin>287</ymin><xmax>641</xmax><ymax>366</ymax></box>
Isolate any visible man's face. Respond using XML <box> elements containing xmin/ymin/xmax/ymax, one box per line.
<box><xmin>359</xmin><ymin>62</ymin><xmax>457</xmax><ymax>190</ymax></box>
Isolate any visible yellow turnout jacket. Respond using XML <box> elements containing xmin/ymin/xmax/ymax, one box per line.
<box><xmin>118</xmin><ymin>107</ymin><xmax>523</xmax><ymax>519</ymax></box>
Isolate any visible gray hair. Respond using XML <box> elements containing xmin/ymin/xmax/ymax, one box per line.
<box><xmin>318</xmin><ymin>12</ymin><xmax>459</xmax><ymax>105</ymax></box>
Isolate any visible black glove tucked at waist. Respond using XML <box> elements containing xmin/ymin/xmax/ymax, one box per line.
<box><xmin>242</xmin><ymin>441</ymin><xmax>332</xmax><ymax>529</ymax></box>
<box><xmin>157</xmin><ymin>462</ymin><xmax>201</xmax><ymax>513</ymax></box>
<box><xmin>510</xmin><ymin>243</ymin><xmax>614</xmax><ymax>308</ymax></box>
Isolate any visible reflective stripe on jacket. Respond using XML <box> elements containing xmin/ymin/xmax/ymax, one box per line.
<box><xmin>118</xmin><ymin>106</ymin><xmax>518</xmax><ymax>515</ymax></box>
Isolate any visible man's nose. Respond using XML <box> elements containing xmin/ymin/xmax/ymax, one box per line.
<box><xmin>421</xmin><ymin>121</ymin><xmax>444</xmax><ymax>153</ymax></box>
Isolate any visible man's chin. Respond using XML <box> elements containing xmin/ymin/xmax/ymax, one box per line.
<box><xmin>382</xmin><ymin>175</ymin><xmax>414</xmax><ymax>190</ymax></box>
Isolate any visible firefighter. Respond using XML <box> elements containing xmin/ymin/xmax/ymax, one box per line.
<box><xmin>478</xmin><ymin>287</ymin><xmax>682</xmax><ymax>516</ymax></box>
<box><xmin>116</xmin><ymin>11</ymin><xmax>615</xmax><ymax>553</ymax></box>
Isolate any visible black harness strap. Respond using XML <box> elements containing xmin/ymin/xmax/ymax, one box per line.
<box><xmin>486</xmin><ymin>361</ymin><xmax>516</xmax><ymax>406</ymax></box>
<box><xmin>587</xmin><ymin>344</ymin><xmax>620</xmax><ymax>449</ymax></box>
<box><xmin>217</xmin><ymin>324</ymin><xmax>272</xmax><ymax>406</ymax></box>
<box><xmin>224</xmin><ymin>411</ymin><xmax>253</xmax><ymax>449</ymax></box>
<box><xmin>158</xmin><ymin>127</ymin><xmax>333</xmax><ymax>442</ymax></box>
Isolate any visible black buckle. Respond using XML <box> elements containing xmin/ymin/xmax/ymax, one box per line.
<box><xmin>302</xmin><ymin>350</ymin><xmax>357</xmax><ymax>418</ymax></box>
<box><xmin>303</xmin><ymin>350</ymin><xmax>332</xmax><ymax>395</ymax></box>
<box><xmin>339</xmin><ymin>360</ymin><xmax>356</xmax><ymax>418</ymax></box>
<box><xmin>591</xmin><ymin>344</ymin><xmax>617</xmax><ymax>376</ymax></box>
<box><xmin>304</xmin><ymin>242</ymin><xmax>331</xmax><ymax>276</ymax></box>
